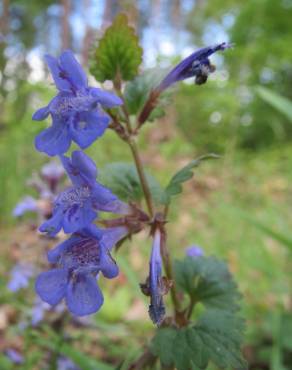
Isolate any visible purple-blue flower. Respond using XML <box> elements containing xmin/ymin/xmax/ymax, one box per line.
<box><xmin>35</xmin><ymin>225</ymin><xmax>128</xmax><ymax>316</ymax></box>
<box><xmin>5</xmin><ymin>349</ymin><xmax>24</xmax><ymax>364</ymax></box>
<box><xmin>7</xmin><ymin>263</ymin><xmax>35</xmax><ymax>292</ymax></box>
<box><xmin>148</xmin><ymin>229</ymin><xmax>165</xmax><ymax>325</ymax></box>
<box><xmin>12</xmin><ymin>196</ymin><xmax>38</xmax><ymax>217</ymax></box>
<box><xmin>157</xmin><ymin>42</ymin><xmax>232</xmax><ymax>91</ymax></box>
<box><xmin>186</xmin><ymin>245</ymin><xmax>204</xmax><ymax>258</ymax></box>
<box><xmin>57</xmin><ymin>357</ymin><xmax>80</xmax><ymax>370</ymax></box>
<box><xmin>39</xmin><ymin>150</ymin><xmax>130</xmax><ymax>236</ymax></box>
<box><xmin>33</xmin><ymin>49</ymin><xmax>123</xmax><ymax>156</ymax></box>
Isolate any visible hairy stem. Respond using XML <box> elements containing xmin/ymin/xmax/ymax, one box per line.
<box><xmin>127</xmin><ymin>138</ymin><xmax>154</xmax><ymax>217</ymax></box>
<box><xmin>113</xmin><ymin>85</ymin><xmax>154</xmax><ymax>217</ymax></box>
<box><xmin>114</xmin><ymin>79</ymin><xmax>133</xmax><ymax>134</ymax></box>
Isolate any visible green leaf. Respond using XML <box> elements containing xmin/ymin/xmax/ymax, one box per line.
<box><xmin>90</xmin><ymin>14</ymin><xmax>143</xmax><ymax>82</ymax></box>
<box><xmin>100</xmin><ymin>162</ymin><xmax>165</xmax><ymax>204</ymax></box>
<box><xmin>124</xmin><ymin>69</ymin><xmax>170</xmax><ymax>121</ymax></box>
<box><xmin>174</xmin><ymin>256</ymin><xmax>242</xmax><ymax>312</ymax></box>
<box><xmin>256</xmin><ymin>86</ymin><xmax>292</xmax><ymax>122</ymax></box>
<box><xmin>151</xmin><ymin>309</ymin><xmax>246</xmax><ymax>370</ymax></box>
<box><xmin>163</xmin><ymin>154</ymin><xmax>219</xmax><ymax>204</ymax></box>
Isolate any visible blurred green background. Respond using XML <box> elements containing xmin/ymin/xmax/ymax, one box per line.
<box><xmin>1</xmin><ymin>0</ymin><xmax>292</xmax><ymax>369</ymax></box>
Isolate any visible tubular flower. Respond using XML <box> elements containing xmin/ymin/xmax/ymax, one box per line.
<box><xmin>157</xmin><ymin>42</ymin><xmax>232</xmax><ymax>92</ymax></box>
<box><xmin>35</xmin><ymin>225</ymin><xmax>128</xmax><ymax>316</ymax></box>
<box><xmin>39</xmin><ymin>150</ymin><xmax>130</xmax><ymax>236</ymax></box>
<box><xmin>148</xmin><ymin>229</ymin><xmax>166</xmax><ymax>325</ymax></box>
<box><xmin>33</xmin><ymin>49</ymin><xmax>123</xmax><ymax>156</ymax></box>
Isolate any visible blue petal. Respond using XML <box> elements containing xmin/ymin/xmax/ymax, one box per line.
<box><xmin>71</xmin><ymin>150</ymin><xmax>97</xmax><ymax>186</ymax></box>
<box><xmin>91</xmin><ymin>182</ymin><xmax>117</xmax><ymax>211</ymax></box>
<box><xmin>32</xmin><ymin>105</ymin><xmax>50</xmax><ymax>121</ymax></box>
<box><xmin>63</xmin><ymin>203</ymin><xmax>97</xmax><ymax>234</ymax></box>
<box><xmin>95</xmin><ymin>199</ymin><xmax>130</xmax><ymax>214</ymax></box>
<box><xmin>60</xmin><ymin>152</ymin><xmax>98</xmax><ymax>188</ymax></box>
<box><xmin>47</xmin><ymin>235</ymin><xmax>80</xmax><ymax>263</ymax></box>
<box><xmin>44</xmin><ymin>54</ymin><xmax>71</xmax><ymax>92</ymax></box>
<box><xmin>59</xmin><ymin>50</ymin><xmax>87</xmax><ymax>90</ymax></box>
<box><xmin>35</xmin><ymin>269</ymin><xmax>68</xmax><ymax>306</ymax></box>
<box><xmin>100</xmin><ymin>226</ymin><xmax>128</xmax><ymax>250</ymax></box>
<box><xmin>66</xmin><ymin>274</ymin><xmax>103</xmax><ymax>316</ymax></box>
<box><xmin>89</xmin><ymin>88</ymin><xmax>123</xmax><ymax>107</ymax></box>
<box><xmin>99</xmin><ymin>246</ymin><xmax>119</xmax><ymax>279</ymax></box>
<box><xmin>35</xmin><ymin>118</ymin><xmax>71</xmax><ymax>156</ymax></box>
<box><xmin>81</xmin><ymin>224</ymin><xmax>103</xmax><ymax>240</ymax></box>
<box><xmin>69</xmin><ymin>111</ymin><xmax>109</xmax><ymax>149</ymax></box>
<box><xmin>39</xmin><ymin>207</ymin><xmax>63</xmax><ymax>236</ymax></box>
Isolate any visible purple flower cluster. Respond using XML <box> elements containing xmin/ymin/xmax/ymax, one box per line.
<box><xmin>32</xmin><ymin>48</ymin><xmax>213</xmax><ymax>323</ymax></box>
<box><xmin>33</xmin><ymin>50</ymin><xmax>122</xmax><ymax>156</ymax></box>
<box><xmin>33</xmin><ymin>50</ymin><xmax>129</xmax><ymax>316</ymax></box>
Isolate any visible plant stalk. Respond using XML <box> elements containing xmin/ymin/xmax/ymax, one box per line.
<box><xmin>127</xmin><ymin>138</ymin><xmax>154</xmax><ymax>217</ymax></box>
